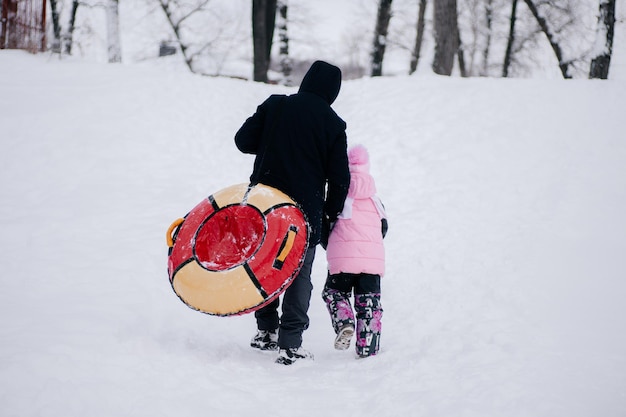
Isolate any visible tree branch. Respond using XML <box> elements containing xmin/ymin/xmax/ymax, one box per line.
<box><xmin>522</xmin><ymin>0</ymin><xmax>571</xmax><ymax>78</ymax></box>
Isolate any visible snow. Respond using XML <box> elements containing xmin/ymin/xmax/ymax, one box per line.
<box><xmin>1</xmin><ymin>50</ymin><xmax>626</xmax><ymax>416</ymax></box>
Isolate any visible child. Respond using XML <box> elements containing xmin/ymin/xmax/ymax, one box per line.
<box><xmin>322</xmin><ymin>144</ymin><xmax>387</xmax><ymax>357</ymax></box>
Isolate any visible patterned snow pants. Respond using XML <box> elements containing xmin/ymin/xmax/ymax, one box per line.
<box><xmin>322</xmin><ymin>272</ymin><xmax>383</xmax><ymax>357</ymax></box>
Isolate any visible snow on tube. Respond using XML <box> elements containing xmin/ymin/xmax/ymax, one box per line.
<box><xmin>166</xmin><ymin>183</ymin><xmax>309</xmax><ymax>316</ymax></box>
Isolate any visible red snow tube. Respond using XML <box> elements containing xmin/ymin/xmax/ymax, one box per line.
<box><xmin>166</xmin><ymin>183</ymin><xmax>309</xmax><ymax>316</ymax></box>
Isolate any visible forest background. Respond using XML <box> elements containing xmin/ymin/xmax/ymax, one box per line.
<box><xmin>41</xmin><ymin>0</ymin><xmax>624</xmax><ymax>82</ymax></box>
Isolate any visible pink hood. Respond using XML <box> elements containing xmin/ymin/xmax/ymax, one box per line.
<box><xmin>348</xmin><ymin>145</ymin><xmax>377</xmax><ymax>200</ymax></box>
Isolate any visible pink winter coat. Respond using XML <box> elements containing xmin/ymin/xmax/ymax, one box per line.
<box><xmin>326</xmin><ymin>145</ymin><xmax>386</xmax><ymax>276</ymax></box>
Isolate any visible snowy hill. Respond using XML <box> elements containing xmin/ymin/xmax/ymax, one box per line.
<box><xmin>1</xmin><ymin>50</ymin><xmax>625</xmax><ymax>417</ymax></box>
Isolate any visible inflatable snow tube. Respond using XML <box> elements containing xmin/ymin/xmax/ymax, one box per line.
<box><xmin>166</xmin><ymin>183</ymin><xmax>310</xmax><ymax>316</ymax></box>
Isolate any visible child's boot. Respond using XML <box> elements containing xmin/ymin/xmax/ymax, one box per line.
<box><xmin>355</xmin><ymin>293</ymin><xmax>383</xmax><ymax>357</ymax></box>
<box><xmin>322</xmin><ymin>288</ymin><xmax>355</xmax><ymax>350</ymax></box>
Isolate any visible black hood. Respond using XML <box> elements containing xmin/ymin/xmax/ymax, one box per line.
<box><xmin>298</xmin><ymin>61</ymin><xmax>342</xmax><ymax>105</ymax></box>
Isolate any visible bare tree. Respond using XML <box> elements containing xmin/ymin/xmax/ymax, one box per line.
<box><xmin>252</xmin><ymin>0</ymin><xmax>277</xmax><ymax>83</ymax></box>
<box><xmin>459</xmin><ymin>0</ymin><xmax>483</xmax><ymax>76</ymax></box>
<box><xmin>158</xmin><ymin>0</ymin><xmax>210</xmax><ymax>73</ymax></box>
<box><xmin>371</xmin><ymin>0</ymin><xmax>393</xmax><ymax>77</ymax></box>
<box><xmin>155</xmin><ymin>0</ymin><xmax>249</xmax><ymax>77</ymax></box>
<box><xmin>277</xmin><ymin>0</ymin><xmax>292</xmax><ymax>85</ymax></box>
<box><xmin>502</xmin><ymin>0</ymin><xmax>518</xmax><ymax>77</ymax></box>
<box><xmin>432</xmin><ymin>0</ymin><xmax>459</xmax><ymax>75</ymax></box>
<box><xmin>522</xmin><ymin>0</ymin><xmax>570</xmax><ymax>78</ymax></box>
<box><xmin>106</xmin><ymin>0</ymin><xmax>121</xmax><ymax>63</ymax></box>
<box><xmin>589</xmin><ymin>0</ymin><xmax>615</xmax><ymax>79</ymax></box>
<box><xmin>409</xmin><ymin>0</ymin><xmax>427</xmax><ymax>75</ymax></box>
<box><xmin>49</xmin><ymin>0</ymin><xmax>63</xmax><ymax>53</ymax></box>
<box><xmin>457</xmin><ymin>30</ymin><xmax>467</xmax><ymax>76</ymax></box>
<box><xmin>64</xmin><ymin>0</ymin><xmax>80</xmax><ymax>55</ymax></box>
<box><xmin>481</xmin><ymin>0</ymin><xmax>493</xmax><ymax>76</ymax></box>
<box><xmin>48</xmin><ymin>0</ymin><xmax>80</xmax><ymax>56</ymax></box>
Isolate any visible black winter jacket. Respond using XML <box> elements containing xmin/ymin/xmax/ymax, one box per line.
<box><xmin>235</xmin><ymin>61</ymin><xmax>350</xmax><ymax>245</ymax></box>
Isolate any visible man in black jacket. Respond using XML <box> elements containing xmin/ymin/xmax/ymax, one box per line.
<box><xmin>235</xmin><ymin>60</ymin><xmax>350</xmax><ymax>365</ymax></box>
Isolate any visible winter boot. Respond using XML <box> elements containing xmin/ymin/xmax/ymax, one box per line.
<box><xmin>275</xmin><ymin>347</ymin><xmax>314</xmax><ymax>365</ymax></box>
<box><xmin>322</xmin><ymin>288</ymin><xmax>355</xmax><ymax>349</ymax></box>
<box><xmin>250</xmin><ymin>329</ymin><xmax>278</xmax><ymax>351</ymax></box>
<box><xmin>334</xmin><ymin>324</ymin><xmax>355</xmax><ymax>350</ymax></box>
<box><xmin>355</xmin><ymin>293</ymin><xmax>383</xmax><ymax>357</ymax></box>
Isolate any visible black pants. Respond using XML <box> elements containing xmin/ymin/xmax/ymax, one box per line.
<box><xmin>254</xmin><ymin>247</ymin><xmax>316</xmax><ymax>349</ymax></box>
<box><xmin>325</xmin><ymin>272</ymin><xmax>381</xmax><ymax>295</ymax></box>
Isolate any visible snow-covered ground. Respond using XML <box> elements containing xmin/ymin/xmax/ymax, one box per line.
<box><xmin>1</xmin><ymin>50</ymin><xmax>625</xmax><ymax>416</ymax></box>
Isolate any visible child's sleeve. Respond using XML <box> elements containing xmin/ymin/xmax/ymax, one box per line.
<box><xmin>371</xmin><ymin>196</ymin><xmax>388</xmax><ymax>238</ymax></box>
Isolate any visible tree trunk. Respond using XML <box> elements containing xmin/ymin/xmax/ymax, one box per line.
<box><xmin>48</xmin><ymin>0</ymin><xmax>62</xmax><ymax>53</ymax></box>
<box><xmin>457</xmin><ymin>30</ymin><xmax>467</xmax><ymax>77</ymax></box>
<box><xmin>432</xmin><ymin>0</ymin><xmax>459</xmax><ymax>76</ymax></box>
<box><xmin>106</xmin><ymin>0</ymin><xmax>121</xmax><ymax>63</ymax></box>
<box><xmin>0</xmin><ymin>0</ymin><xmax>7</xmax><ymax>49</ymax></box>
<box><xmin>252</xmin><ymin>0</ymin><xmax>277</xmax><ymax>83</ymax></box>
<box><xmin>64</xmin><ymin>0</ymin><xmax>80</xmax><ymax>55</ymax></box>
<box><xmin>481</xmin><ymin>0</ymin><xmax>493</xmax><ymax>76</ymax></box>
<box><xmin>589</xmin><ymin>0</ymin><xmax>615</xmax><ymax>79</ymax></box>
<box><xmin>409</xmin><ymin>0</ymin><xmax>427</xmax><ymax>75</ymax></box>
<box><xmin>277</xmin><ymin>1</ymin><xmax>292</xmax><ymax>85</ymax></box>
<box><xmin>522</xmin><ymin>0</ymin><xmax>570</xmax><ymax>78</ymax></box>
<box><xmin>502</xmin><ymin>0</ymin><xmax>518</xmax><ymax>77</ymax></box>
<box><xmin>371</xmin><ymin>0</ymin><xmax>393</xmax><ymax>77</ymax></box>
